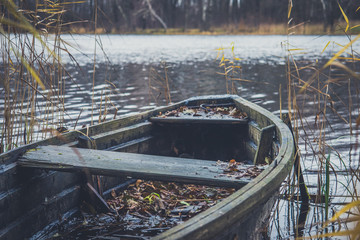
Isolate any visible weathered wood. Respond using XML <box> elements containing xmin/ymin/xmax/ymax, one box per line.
<box><xmin>0</xmin><ymin>162</ymin><xmax>17</xmax><ymax>192</ymax></box>
<box><xmin>84</xmin><ymin>182</ymin><xmax>112</xmax><ymax>213</ymax></box>
<box><xmin>0</xmin><ymin>95</ymin><xmax>295</xmax><ymax>240</ymax></box>
<box><xmin>62</xmin><ymin>141</ymin><xmax>78</xmax><ymax>148</ymax></box>
<box><xmin>0</xmin><ymin>113</ymin><xmax>160</xmax><ymax>238</ymax></box>
<box><xmin>0</xmin><ymin>185</ymin><xmax>81</xmax><ymax>240</ymax></box>
<box><xmin>89</xmin><ymin>122</ymin><xmax>152</xmax><ymax>150</ymax></box>
<box><xmin>244</xmin><ymin>141</ymin><xmax>257</xmax><ymax>160</ymax></box>
<box><xmin>183</xmin><ymin>95</ymin><xmax>236</xmax><ymax>108</ymax></box>
<box><xmin>150</xmin><ymin>117</ymin><xmax>247</xmax><ymax>125</ymax></box>
<box><xmin>253</xmin><ymin>124</ymin><xmax>275</xmax><ymax>165</ymax></box>
<box><xmin>85</xmin><ymin>103</ymin><xmax>184</xmax><ymax>137</ymax></box>
<box><xmin>0</xmin><ymin>170</ymin><xmax>81</xmax><ymax>228</ymax></box>
<box><xmin>78</xmin><ymin>135</ymin><xmax>96</xmax><ymax>149</ymax></box>
<box><xmin>0</xmin><ymin>96</ymin><xmax>223</xmax><ymax>239</ymax></box>
<box><xmin>234</xmin><ymin>100</ymin><xmax>272</xmax><ymax>129</ymax></box>
<box><xmin>212</xmin><ymin>192</ymin><xmax>278</xmax><ymax>240</ymax></box>
<box><xmin>105</xmin><ymin>136</ymin><xmax>152</xmax><ymax>153</ymax></box>
<box><xmin>248</xmin><ymin>121</ymin><xmax>261</xmax><ymax>145</ymax></box>
<box><xmin>19</xmin><ymin>145</ymin><xmax>251</xmax><ymax>188</ymax></box>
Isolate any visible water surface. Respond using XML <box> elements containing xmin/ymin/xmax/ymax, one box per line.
<box><xmin>1</xmin><ymin>34</ymin><xmax>359</xmax><ymax>238</ymax></box>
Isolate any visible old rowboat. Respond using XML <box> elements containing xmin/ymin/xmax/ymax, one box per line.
<box><xmin>0</xmin><ymin>95</ymin><xmax>295</xmax><ymax>239</ymax></box>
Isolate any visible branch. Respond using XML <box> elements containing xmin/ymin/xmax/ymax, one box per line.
<box><xmin>144</xmin><ymin>0</ymin><xmax>167</xmax><ymax>31</ymax></box>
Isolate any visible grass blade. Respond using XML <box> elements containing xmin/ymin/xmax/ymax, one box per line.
<box><xmin>323</xmin><ymin>34</ymin><xmax>360</xmax><ymax>69</ymax></box>
<box><xmin>338</xmin><ymin>2</ymin><xmax>349</xmax><ymax>32</ymax></box>
<box><xmin>321</xmin><ymin>41</ymin><xmax>331</xmax><ymax>54</ymax></box>
<box><xmin>287</xmin><ymin>0</ymin><xmax>293</xmax><ymax>19</ymax></box>
<box><xmin>325</xmin><ymin>153</ymin><xmax>330</xmax><ymax>221</ymax></box>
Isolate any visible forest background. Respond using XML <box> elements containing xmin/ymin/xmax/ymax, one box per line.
<box><xmin>6</xmin><ymin>0</ymin><xmax>360</xmax><ymax>35</ymax></box>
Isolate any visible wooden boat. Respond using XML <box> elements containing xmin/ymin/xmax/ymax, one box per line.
<box><xmin>0</xmin><ymin>95</ymin><xmax>295</xmax><ymax>240</ymax></box>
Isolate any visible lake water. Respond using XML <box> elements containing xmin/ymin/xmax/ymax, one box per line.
<box><xmin>1</xmin><ymin>34</ymin><xmax>359</xmax><ymax>238</ymax></box>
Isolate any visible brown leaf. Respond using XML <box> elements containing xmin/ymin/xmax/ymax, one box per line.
<box><xmin>111</xmin><ymin>189</ymin><xmax>117</xmax><ymax>199</ymax></box>
<box><xmin>136</xmin><ymin>179</ymin><xmax>143</xmax><ymax>189</ymax></box>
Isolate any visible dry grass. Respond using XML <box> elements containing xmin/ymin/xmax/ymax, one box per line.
<box><xmin>148</xmin><ymin>61</ymin><xmax>172</xmax><ymax>105</ymax></box>
<box><xmin>0</xmin><ymin>1</ymin><xmax>69</xmax><ymax>152</ymax></box>
<box><xmin>269</xmin><ymin>2</ymin><xmax>360</xmax><ymax>238</ymax></box>
<box><xmin>0</xmin><ymin>0</ymin><xmax>118</xmax><ymax>152</ymax></box>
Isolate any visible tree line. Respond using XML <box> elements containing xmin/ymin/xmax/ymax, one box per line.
<box><xmin>3</xmin><ymin>0</ymin><xmax>360</xmax><ymax>33</ymax></box>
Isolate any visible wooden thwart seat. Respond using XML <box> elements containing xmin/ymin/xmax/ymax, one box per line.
<box><xmin>19</xmin><ymin>145</ymin><xmax>251</xmax><ymax>188</ymax></box>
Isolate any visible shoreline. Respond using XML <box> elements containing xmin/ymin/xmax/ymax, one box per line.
<box><xmin>65</xmin><ymin>22</ymin><xmax>359</xmax><ymax>36</ymax></box>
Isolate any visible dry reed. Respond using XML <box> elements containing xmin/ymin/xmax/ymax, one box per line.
<box><xmin>148</xmin><ymin>61</ymin><xmax>172</xmax><ymax>105</ymax></box>
<box><xmin>0</xmin><ymin>1</ymin><xmax>121</xmax><ymax>153</ymax></box>
<box><xmin>268</xmin><ymin>1</ymin><xmax>360</xmax><ymax>238</ymax></box>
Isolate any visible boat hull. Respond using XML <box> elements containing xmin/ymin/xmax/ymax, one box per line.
<box><xmin>0</xmin><ymin>95</ymin><xmax>294</xmax><ymax>239</ymax></box>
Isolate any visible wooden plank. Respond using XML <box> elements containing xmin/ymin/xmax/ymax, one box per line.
<box><xmin>84</xmin><ymin>105</ymin><xmax>177</xmax><ymax>137</ymax></box>
<box><xmin>0</xmin><ymin>185</ymin><xmax>80</xmax><ymax>240</ymax></box>
<box><xmin>150</xmin><ymin>117</ymin><xmax>247</xmax><ymax>125</ymax></box>
<box><xmin>0</xmin><ymin>163</ymin><xmax>17</xmax><ymax>192</ymax></box>
<box><xmin>19</xmin><ymin>145</ymin><xmax>251</xmax><ymax>188</ymax></box>
<box><xmin>253</xmin><ymin>124</ymin><xmax>275</xmax><ymax>165</ymax></box>
<box><xmin>244</xmin><ymin>141</ymin><xmax>257</xmax><ymax>160</ymax></box>
<box><xmin>183</xmin><ymin>95</ymin><xmax>236</xmax><ymax>107</ymax></box>
<box><xmin>89</xmin><ymin>122</ymin><xmax>152</xmax><ymax>150</ymax></box>
<box><xmin>0</xmin><ymin>170</ymin><xmax>81</xmax><ymax>228</ymax></box>
<box><xmin>105</xmin><ymin>136</ymin><xmax>152</xmax><ymax>153</ymax></box>
<box><xmin>248</xmin><ymin>121</ymin><xmax>261</xmax><ymax>145</ymax></box>
<box><xmin>233</xmin><ymin>100</ymin><xmax>272</xmax><ymax>129</ymax></box>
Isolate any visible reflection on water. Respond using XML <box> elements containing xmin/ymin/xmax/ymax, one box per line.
<box><xmin>1</xmin><ymin>35</ymin><xmax>359</xmax><ymax>238</ymax></box>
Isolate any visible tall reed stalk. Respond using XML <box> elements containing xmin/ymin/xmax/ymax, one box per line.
<box><xmin>216</xmin><ymin>42</ymin><xmax>243</xmax><ymax>94</ymax></box>
<box><xmin>0</xmin><ymin>0</ymin><xmax>75</xmax><ymax>152</ymax></box>
<box><xmin>0</xmin><ymin>0</ymin><xmax>123</xmax><ymax>153</ymax></box>
<box><xmin>272</xmin><ymin>0</ymin><xmax>360</xmax><ymax>238</ymax></box>
<box><xmin>148</xmin><ymin>61</ymin><xmax>172</xmax><ymax>105</ymax></box>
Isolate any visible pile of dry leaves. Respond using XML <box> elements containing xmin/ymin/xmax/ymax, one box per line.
<box><xmin>50</xmin><ymin>158</ymin><xmax>266</xmax><ymax>239</ymax></box>
<box><xmin>158</xmin><ymin>105</ymin><xmax>247</xmax><ymax>120</ymax></box>
<box><xmin>108</xmin><ymin>180</ymin><xmax>235</xmax><ymax>225</ymax></box>
<box><xmin>216</xmin><ymin>159</ymin><xmax>266</xmax><ymax>180</ymax></box>
<box><xmin>50</xmin><ymin>181</ymin><xmax>235</xmax><ymax>239</ymax></box>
